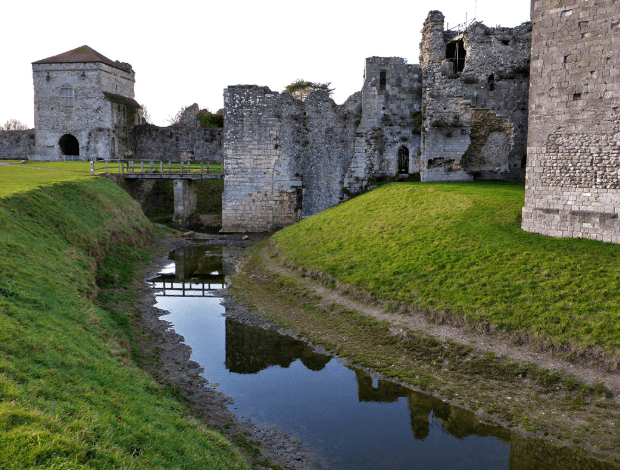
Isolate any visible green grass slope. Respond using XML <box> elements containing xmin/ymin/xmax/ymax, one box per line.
<box><xmin>273</xmin><ymin>182</ymin><xmax>620</xmax><ymax>362</ymax></box>
<box><xmin>0</xmin><ymin>174</ymin><xmax>247</xmax><ymax>469</ymax></box>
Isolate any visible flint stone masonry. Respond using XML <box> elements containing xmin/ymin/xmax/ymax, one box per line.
<box><xmin>343</xmin><ymin>57</ymin><xmax>422</xmax><ymax>195</ymax></box>
<box><xmin>522</xmin><ymin>0</ymin><xmax>620</xmax><ymax>244</ymax></box>
<box><xmin>131</xmin><ymin>125</ymin><xmax>223</xmax><ymax>162</ymax></box>
<box><xmin>419</xmin><ymin>11</ymin><xmax>531</xmax><ymax>181</ymax></box>
<box><xmin>0</xmin><ymin>130</ymin><xmax>35</xmax><ymax>159</ymax></box>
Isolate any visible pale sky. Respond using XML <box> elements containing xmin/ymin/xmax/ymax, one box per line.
<box><xmin>1</xmin><ymin>0</ymin><xmax>531</xmax><ymax>128</ymax></box>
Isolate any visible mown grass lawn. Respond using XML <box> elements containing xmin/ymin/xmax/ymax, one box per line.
<box><xmin>0</xmin><ymin>164</ymin><xmax>93</xmax><ymax>198</ymax></box>
<box><xmin>273</xmin><ymin>182</ymin><xmax>620</xmax><ymax>356</ymax></box>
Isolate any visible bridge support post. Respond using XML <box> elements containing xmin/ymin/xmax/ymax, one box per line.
<box><xmin>173</xmin><ymin>179</ymin><xmax>198</xmax><ymax>227</ymax></box>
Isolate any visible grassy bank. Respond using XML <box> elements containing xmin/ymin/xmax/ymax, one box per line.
<box><xmin>0</xmin><ymin>171</ymin><xmax>247</xmax><ymax>468</ymax></box>
<box><xmin>232</xmin><ymin>240</ymin><xmax>620</xmax><ymax>462</ymax></box>
<box><xmin>272</xmin><ymin>182</ymin><xmax>620</xmax><ymax>366</ymax></box>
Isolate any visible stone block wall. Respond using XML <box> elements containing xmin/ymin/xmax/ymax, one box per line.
<box><xmin>420</xmin><ymin>11</ymin><xmax>531</xmax><ymax>182</ymax></box>
<box><xmin>344</xmin><ymin>57</ymin><xmax>422</xmax><ymax>194</ymax></box>
<box><xmin>131</xmin><ymin>125</ymin><xmax>223</xmax><ymax>162</ymax></box>
<box><xmin>221</xmin><ymin>85</ymin><xmax>361</xmax><ymax>231</ymax></box>
<box><xmin>32</xmin><ymin>62</ymin><xmax>138</xmax><ymax>161</ymax></box>
<box><xmin>522</xmin><ymin>0</ymin><xmax>620</xmax><ymax>243</ymax></box>
<box><xmin>0</xmin><ymin>130</ymin><xmax>35</xmax><ymax>159</ymax></box>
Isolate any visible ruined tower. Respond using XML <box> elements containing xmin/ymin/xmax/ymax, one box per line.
<box><xmin>31</xmin><ymin>46</ymin><xmax>142</xmax><ymax>161</ymax></box>
<box><xmin>522</xmin><ymin>0</ymin><xmax>620</xmax><ymax>243</ymax></box>
<box><xmin>419</xmin><ymin>11</ymin><xmax>531</xmax><ymax>181</ymax></box>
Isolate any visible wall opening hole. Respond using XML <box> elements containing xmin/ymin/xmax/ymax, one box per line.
<box><xmin>111</xmin><ymin>137</ymin><xmax>116</xmax><ymax>158</ymax></box>
<box><xmin>501</xmin><ymin>39</ymin><xmax>510</xmax><ymax>45</ymax></box>
<box><xmin>488</xmin><ymin>74</ymin><xmax>495</xmax><ymax>91</ymax></box>
<box><xmin>573</xmin><ymin>93</ymin><xmax>582</xmax><ymax>101</ymax></box>
<box><xmin>446</xmin><ymin>40</ymin><xmax>466</xmax><ymax>73</ymax></box>
<box><xmin>379</xmin><ymin>71</ymin><xmax>387</xmax><ymax>91</ymax></box>
<box><xmin>397</xmin><ymin>146</ymin><xmax>409</xmax><ymax>173</ymax></box>
<box><xmin>59</xmin><ymin>134</ymin><xmax>79</xmax><ymax>156</ymax></box>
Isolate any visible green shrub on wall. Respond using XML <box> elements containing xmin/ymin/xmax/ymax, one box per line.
<box><xmin>197</xmin><ymin>111</ymin><xmax>224</xmax><ymax>128</ymax></box>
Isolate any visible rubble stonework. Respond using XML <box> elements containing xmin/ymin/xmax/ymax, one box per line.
<box><xmin>131</xmin><ymin>125</ymin><xmax>223</xmax><ymax>162</ymax></box>
<box><xmin>0</xmin><ymin>130</ymin><xmax>35</xmax><ymax>159</ymax></box>
<box><xmin>522</xmin><ymin>0</ymin><xmax>620</xmax><ymax>243</ymax></box>
<box><xmin>343</xmin><ymin>57</ymin><xmax>422</xmax><ymax>195</ymax></box>
<box><xmin>31</xmin><ymin>46</ymin><xmax>142</xmax><ymax>161</ymax></box>
<box><xmin>419</xmin><ymin>11</ymin><xmax>531</xmax><ymax>182</ymax></box>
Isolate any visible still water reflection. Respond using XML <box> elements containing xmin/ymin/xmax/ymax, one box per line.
<box><xmin>149</xmin><ymin>246</ymin><xmax>617</xmax><ymax>470</ymax></box>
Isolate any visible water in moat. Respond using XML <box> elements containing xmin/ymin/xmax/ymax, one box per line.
<box><xmin>148</xmin><ymin>245</ymin><xmax>615</xmax><ymax>470</ymax></box>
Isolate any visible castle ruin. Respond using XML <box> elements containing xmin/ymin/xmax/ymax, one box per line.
<box><xmin>221</xmin><ymin>12</ymin><xmax>532</xmax><ymax>231</ymax></box>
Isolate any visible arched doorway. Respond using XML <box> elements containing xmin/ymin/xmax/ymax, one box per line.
<box><xmin>398</xmin><ymin>146</ymin><xmax>409</xmax><ymax>173</ymax></box>
<box><xmin>59</xmin><ymin>134</ymin><xmax>79</xmax><ymax>156</ymax></box>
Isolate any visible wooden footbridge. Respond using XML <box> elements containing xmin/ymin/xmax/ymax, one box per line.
<box><xmin>90</xmin><ymin>160</ymin><xmax>224</xmax><ymax>179</ymax></box>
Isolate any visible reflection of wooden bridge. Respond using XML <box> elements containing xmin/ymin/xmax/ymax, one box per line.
<box><xmin>148</xmin><ymin>280</ymin><xmax>225</xmax><ymax>297</ymax></box>
<box><xmin>90</xmin><ymin>160</ymin><xmax>224</xmax><ymax>179</ymax></box>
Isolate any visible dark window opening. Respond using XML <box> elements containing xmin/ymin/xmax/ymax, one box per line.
<box><xmin>111</xmin><ymin>137</ymin><xmax>116</xmax><ymax>157</ymax></box>
<box><xmin>488</xmin><ymin>74</ymin><xmax>495</xmax><ymax>91</ymax></box>
<box><xmin>446</xmin><ymin>40</ymin><xmax>466</xmax><ymax>73</ymax></box>
<box><xmin>501</xmin><ymin>39</ymin><xmax>510</xmax><ymax>45</ymax></box>
<box><xmin>379</xmin><ymin>71</ymin><xmax>387</xmax><ymax>91</ymax></box>
<box><xmin>563</xmin><ymin>56</ymin><xmax>568</xmax><ymax>68</ymax></box>
<box><xmin>573</xmin><ymin>93</ymin><xmax>582</xmax><ymax>101</ymax></box>
<box><xmin>398</xmin><ymin>146</ymin><xmax>409</xmax><ymax>173</ymax></box>
<box><xmin>59</xmin><ymin>134</ymin><xmax>79</xmax><ymax>156</ymax></box>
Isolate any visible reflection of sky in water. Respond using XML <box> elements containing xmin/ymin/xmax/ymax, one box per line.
<box><xmin>155</xmin><ymin>294</ymin><xmax>511</xmax><ymax>470</ymax></box>
<box><xmin>149</xmin><ymin>248</ymin><xmax>614</xmax><ymax>470</ymax></box>
<box><xmin>158</xmin><ymin>262</ymin><xmax>176</xmax><ymax>275</ymax></box>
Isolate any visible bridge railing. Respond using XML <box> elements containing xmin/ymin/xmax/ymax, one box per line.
<box><xmin>90</xmin><ymin>159</ymin><xmax>223</xmax><ymax>176</ymax></box>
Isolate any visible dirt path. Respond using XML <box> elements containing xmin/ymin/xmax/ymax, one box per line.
<box><xmin>263</xmin><ymin>251</ymin><xmax>620</xmax><ymax>394</ymax></box>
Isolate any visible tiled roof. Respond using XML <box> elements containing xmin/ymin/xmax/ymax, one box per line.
<box><xmin>32</xmin><ymin>46</ymin><xmax>130</xmax><ymax>71</ymax></box>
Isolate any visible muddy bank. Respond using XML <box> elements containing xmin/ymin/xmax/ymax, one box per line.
<box><xmin>133</xmin><ymin>230</ymin><xmax>312</xmax><ymax>470</ymax></box>
<box><xmin>226</xmin><ymin>240</ymin><xmax>620</xmax><ymax>467</ymax></box>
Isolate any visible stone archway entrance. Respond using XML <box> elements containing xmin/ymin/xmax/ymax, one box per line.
<box><xmin>398</xmin><ymin>146</ymin><xmax>409</xmax><ymax>173</ymax></box>
<box><xmin>59</xmin><ymin>134</ymin><xmax>79</xmax><ymax>156</ymax></box>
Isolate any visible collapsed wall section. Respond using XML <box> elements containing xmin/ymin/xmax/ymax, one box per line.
<box><xmin>420</xmin><ymin>11</ymin><xmax>531</xmax><ymax>182</ymax></box>
<box><xmin>0</xmin><ymin>130</ymin><xmax>35</xmax><ymax>159</ymax></box>
<box><xmin>522</xmin><ymin>0</ymin><xmax>620</xmax><ymax>243</ymax></box>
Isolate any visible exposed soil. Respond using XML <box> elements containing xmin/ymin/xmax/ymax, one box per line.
<box><xmin>225</xmin><ymin>241</ymin><xmax>620</xmax><ymax>465</ymax></box>
<box><xmin>132</xmin><ymin>229</ymin><xmax>313</xmax><ymax>470</ymax></box>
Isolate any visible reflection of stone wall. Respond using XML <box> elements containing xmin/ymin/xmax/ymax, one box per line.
<box><xmin>522</xmin><ymin>0</ymin><xmax>620</xmax><ymax>244</ymax></box>
<box><xmin>509</xmin><ymin>433</ymin><xmax>617</xmax><ymax>470</ymax></box>
<box><xmin>225</xmin><ymin>318</ymin><xmax>330</xmax><ymax>374</ymax></box>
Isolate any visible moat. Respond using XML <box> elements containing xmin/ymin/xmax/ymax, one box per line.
<box><xmin>148</xmin><ymin>244</ymin><xmax>616</xmax><ymax>470</ymax></box>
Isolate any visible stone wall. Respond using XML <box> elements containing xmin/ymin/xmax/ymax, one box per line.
<box><xmin>0</xmin><ymin>130</ymin><xmax>35</xmax><ymax>159</ymax></box>
<box><xmin>131</xmin><ymin>125</ymin><xmax>223</xmax><ymax>162</ymax></box>
<box><xmin>344</xmin><ymin>57</ymin><xmax>422</xmax><ymax>195</ymax></box>
<box><xmin>32</xmin><ymin>62</ymin><xmax>138</xmax><ymax>161</ymax></box>
<box><xmin>420</xmin><ymin>11</ymin><xmax>531</xmax><ymax>181</ymax></box>
<box><xmin>522</xmin><ymin>0</ymin><xmax>620</xmax><ymax>243</ymax></box>
<box><xmin>221</xmin><ymin>85</ymin><xmax>361</xmax><ymax>231</ymax></box>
